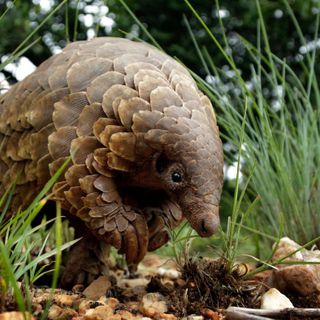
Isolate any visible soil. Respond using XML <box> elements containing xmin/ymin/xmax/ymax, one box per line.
<box><xmin>1</xmin><ymin>255</ymin><xmax>320</xmax><ymax>320</ymax></box>
<box><xmin>147</xmin><ymin>257</ymin><xmax>261</xmax><ymax>317</ymax></box>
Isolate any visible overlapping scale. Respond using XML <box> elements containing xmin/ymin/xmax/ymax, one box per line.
<box><xmin>53</xmin><ymin>92</ymin><xmax>89</xmax><ymax>129</ymax></box>
<box><xmin>102</xmin><ymin>84</ymin><xmax>138</xmax><ymax>119</ymax></box>
<box><xmin>70</xmin><ymin>136</ymin><xmax>102</xmax><ymax>164</ymax></box>
<box><xmin>77</xmin><ymin>103</ymin><xmax>105</xmax><ymax>136</ymax></box>
<box><xmin>118</xmin><ymin>97</ymin><xmax>151</xmax><ymax>130</ymax></box>
<box><xmin>66</xmin><ymin>57</ymin><xmax>113</xmax><ymax>92</ymax></box>
<box><xmin>87</xmin><ymin>71</ymin><xmax>125</xmax><ymax>104</ymax></box>
<box><xmin>48</xmin><ymin>126</ymin><xmax>77</xmax><ymax>160</ymax></box>
<box><xmin>109</xmin><ymin>132</ymin><xmax>136</xmax><ymax>161</ymax></box>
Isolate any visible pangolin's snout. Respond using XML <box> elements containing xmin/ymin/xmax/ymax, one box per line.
<box><xmin>198</xmin><ymin>216</ymin><xmax>219</xmax><ymax>237</ymax></box>
<box><xmin>184</xmin><ymin>202</ymin><xmax>220</xmax><ymax>237</ymax></box>
<box><xmin>196</xmin><ymin>210</ymin><xmax>220</xmax><ymax>237</ymax></box>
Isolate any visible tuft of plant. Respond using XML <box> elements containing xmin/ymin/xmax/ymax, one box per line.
<box><xmin>0</xmin><ymin>159</ymin><xmax>78</xmax><ymax>312</ymax></box>
<box><xmin>184</xmin><ymin>0</ymin><xmax>320</xmax><ymax>251</ymax></box>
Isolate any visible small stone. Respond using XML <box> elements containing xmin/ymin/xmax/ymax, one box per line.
<box><xmin>182</xmin><ymin>315</ymin><xmax>204</xmax><ymax>320</ymax></box>
<box><xmin>78</xmin><ymin>299</ymin><xmax>95</xmax><ymax>315</ymax></box>
<box><xmin>118</xmin><ymin>278</ymin><xmax>149</xmax><ymax>288</ymax></box>
<box><xmin>159</xmin><ymin>313</ymin><xmax>177</xmax><ymax>320</ymax></box>
<box><xmin>141</xmin><ymin>292</ymin><xmax>168</xmax><ymax>317</ymax></box>
<box><xmin>270</xmin><ymin>265</ymin><xmax>320</xmax><ymax>295</ymax></box>
<box><xmin>108</xmin><ymin>315</ymin><xmax>121</xmax><ymax>320</ymax></box>
<box><xmin>54</xmin><ymin>293</ymin><xmax>76</xmax><ymax>306</ymax></box>
<box><xmin>158</xmin><ymin>267</ymin><xmax>166</xmax><ymax>276</ymax></box>
<box><xmin>48</xmin><ymin>305</ymin><xmax>77</xmax><ymax>320</ymax></box>
<box><xmin>83</xmin><ymin>276</ymin><xmax>112</xmax><ymax>300</ymax></box>
<box><xmin>269</xmin><ymin>237</ymin><xmax>320</xmax><ymax>296</ymax></box>
<box><xmin>0</xmin><ymin>312</ymin><xmax>35</xmax><ymax>320</ymax></box>
<box><xmin>157</xmin><ymin>267</ymin><xmax>180</xmax><ymax>279</ymax></box>
<box><xmin>115</xmin><ymin>310</ymin><xmax>135</xmax><ymax>319</ymax></box>
<box><xmin>84</xmin><ymin>305</ymin><xmax>114</xmax><ymax>320</ymax></box>
<box><xmin>104</xmin><ymin>297</ymin><xmax>119</xmax><ymax>309</ymax></box>
<box><xmin>126</xmin><ymin>301</ymin><xmax>140</xmax><ymax>313</ymax></box>
<box><xmin>32</xmin><ymin>292</ymin><xmax>50</xmax><ymax>305</ymax></box>
<box><xmin>260</xmin><ymin>288</ymin><xmax>294</xmax><ymax>309</ymax></box>
<box><xmin>272</xmin><ymin>237</ymin><xmax>304</xmax><ymax>262</ymax></box>
<box><xmin>201</xmin><ymin>308</ymin><xmax>221</xmax><ymax>320</ymax></box>
<box><xmin>48</xmin><ymin>305</ymin><xmax>63</xmax><ymax>319</ymax></box>
<box><xmin>166</xmin><ymin>269</ymin><xmax>180</xmax><ymax>280</ymax></box>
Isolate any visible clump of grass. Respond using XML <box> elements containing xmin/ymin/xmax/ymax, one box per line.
<box><xmin>185</xmin><ymin>0</ymin><xmax>320</xmax><ymax>251</ymax></box>
<box><xmin>0</xmin><ymin>159</ymin><xmax>78</xmax><ymax>312</ymax></box>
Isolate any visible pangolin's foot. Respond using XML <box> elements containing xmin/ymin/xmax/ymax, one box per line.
<box><xmin>60</xmin><ymin>235</ymin><xmax>110</xmax><ymax>289</ymax></box>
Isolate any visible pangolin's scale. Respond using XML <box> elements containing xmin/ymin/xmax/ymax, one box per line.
<box><xmin>0</xmin><ymin>37</ymin><xmax>222</xmax><ymax>262</ymax></box>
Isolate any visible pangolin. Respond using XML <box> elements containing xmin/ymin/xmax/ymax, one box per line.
<box><xmin>0</xmin><ymin>37</ymin><xmax>224</xmax><ymax>287</ymax></box>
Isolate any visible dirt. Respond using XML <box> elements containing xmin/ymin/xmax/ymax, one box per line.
<box><xmin>1</xmin><ymin>255</ymin><xmax>320</xmax><ymax>320</ymax></box>
<box><xmin>146</xmin><ymin>257</ymin><xmax>262</xmax><ymax>318</ymax></box>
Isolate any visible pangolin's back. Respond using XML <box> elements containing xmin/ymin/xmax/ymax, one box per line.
<box><xmin>0</xmin><ymin>37</ymin><xmax>219</xmax><ymax>213</ymax></box>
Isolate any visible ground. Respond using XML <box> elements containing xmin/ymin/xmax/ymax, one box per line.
<box><xmin>2</xmin><ymin>251</ymin><xmax>320</xmax><ymax>320</ymax></box>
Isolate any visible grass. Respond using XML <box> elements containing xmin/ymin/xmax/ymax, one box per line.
<box><xmin>0</xmin><ymin>158</ymin><xmax>76</xmax><ymax>312</ymax></box>
<box><xmin>184</xmin><ymin>0</ymin><xmax>320</xmax><ymax>254</ymax></box>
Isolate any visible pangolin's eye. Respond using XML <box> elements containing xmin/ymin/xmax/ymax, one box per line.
<box><xmin>171</xmin><ymin>172</ymin><xmax>183</xmax><ymax>183</ymax></box>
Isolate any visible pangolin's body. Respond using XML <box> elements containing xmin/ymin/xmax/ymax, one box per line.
<box><xmin>0</xmin><ymin>37</ymin><xmax>223</xmax><ymax>286</ymax></box>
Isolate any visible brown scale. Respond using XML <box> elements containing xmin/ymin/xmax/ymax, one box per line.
<box><xmin>1</xmin><ymin>37</ymin><xmax>224</xmax><ymax>289</ymax></box>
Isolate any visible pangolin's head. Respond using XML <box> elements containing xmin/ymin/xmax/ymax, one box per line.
<box><xmin>139</xmin><ymin>96</ymin><xmax>224</xmax><ymax>237</ymax></box>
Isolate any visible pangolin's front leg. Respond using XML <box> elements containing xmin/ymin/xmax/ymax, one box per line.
<box><xmin>53</xmin><ymin>173</ymin><xmax>149</xmax><ymax>265</ymax></box>
<box><xmin>60</xmin><ymin>232</ymin><xmax>110</xmax><ymax>289</ymax></box>
<box><xmin>60</xmin><ymin>192</ymin><xmax>182</xmax><ymax>288</ymax></box>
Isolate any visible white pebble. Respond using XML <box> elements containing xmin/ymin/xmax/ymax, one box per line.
<box><xmin>261</xmin><ymin>288</ymin><xmax>294</xmax><ymax>309</ymax></box>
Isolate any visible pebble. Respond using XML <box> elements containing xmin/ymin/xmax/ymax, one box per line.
<box><xmin>118</xmin><ymin>278</ymin><xmax>149</xmax><ymax>288</ymax></box>
<box><xmin>157</xmin><ymin>267</ymin><xmax>180</xmax><ymax>280</ymax></box>
<box><xmin>47</xmin><ymin>305</ymin><xmax>63</xmax><ymax>319</ymax></box>
<box><xmin>54</xmin><ymin>293</ymin><xmax>75</xmax><ymax>306</ymax></box>
<box><xmin>0</xmin><ymin>312</ymin><xmax>35</xmax><ymax>320</ymax></box>
<box><xmin>159</xmin><ymin>313</ymin><xmax>177</xmax><ymax>319</ymax></box>
<box><xmin>201</xmin><ymin>308</ymin><xmax>221</xmax><ymax>320</ymax></box>
<box><xmin>48</xmin><ymin>305</ymin><xmax>78</xmax><ymax>320</ymax></box>
<box><xmin>141</xmin><ymin>292</ymin><xmax>168</xmax><ymax>317</ymax></box>
<box><xmin>269</xmin><ymin>237</ymin><xmax>320</xmax><ymax>295</ymax></box>
<box><xmin>78</xmin><ymin>299</ymin><xmax>96</xmax><ymax>315</ymax></box>
<box><xmin>260</xmin><ymin>288</ymin><xmax>294</xmax><ymax>309</ymax></box>
<box><xmin>115</xmin><ymin>310</ymin><xmax>136</xmax><ymax>319</ymax></box>
<box><xmin>272</xmin><ymin>237</ymin><xmax>304</xmax><ymax>261</ymax></box>
<box><xmin>84</xmin><ymin>305</ymin><xmax>114</xmax><ymax>320</ymax></box>
<box><xmin>182</xmin><ymin>315</ymin><xmax>204</xmax><ymax>320</ymax></box>
<box><xmin>83</xmin><ymin>276</ymin><xmax>111</xmax><ymax>300</ymax></box>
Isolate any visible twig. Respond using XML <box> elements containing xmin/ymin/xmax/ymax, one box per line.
<box><xmin>226</xmin><ymin>306</ymin><xmax>320</xmax><ymax>318</ymax></box>
<box><xmin>225</xmin><ymin>310</ymin><xmax>274</xmax><ymax>320</ymax></box>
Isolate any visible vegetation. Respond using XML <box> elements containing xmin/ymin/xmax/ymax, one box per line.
<box><xmin>0</xmin><ymin>159</ymin><xmax>76</xmax><ymax>311</ymax></box>
<box><xmin>185</xmin><ymin>0</ymin><xmax>320</xmax><ymax>249</ymax></box>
